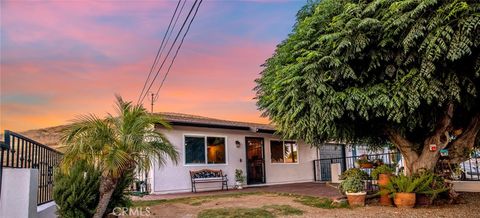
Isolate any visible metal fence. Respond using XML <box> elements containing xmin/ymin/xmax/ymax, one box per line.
<box><xmin>313</xmin><ymin>152</ymin><xmax>402</xmax><ymax>182</ymax></box>
<box><xmin>1</xmin><ymin>130</ymin><xmax>63</xmax><ymax>205</ymax></box>
<box><xmin>314</xmin><ymin>151</ymin><xmax>480</xmax><ymax>182</ymax></box>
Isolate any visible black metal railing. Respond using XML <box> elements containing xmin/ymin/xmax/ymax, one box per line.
<box><xmin>1</xmin><ymin>130</ymin><xmax>63</xmax><ymax>205</ymax></box>
<box><xmin>314</xmin><ymin>151</ymin><xmax>480</xmax><ymax>182</ymax></box>
<box><xmin>313</xmin><ymin>152</ymin><xmax>402</xmax><ymax>182</ymax></box>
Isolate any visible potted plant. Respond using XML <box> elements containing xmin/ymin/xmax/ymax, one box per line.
<box><xmin>371</xmin><ymin>165</ymin><xmax>394</xmax><ymax>206</ymax></box>
<box><xmin>234</xmin><ymin>169</ymin><xmax>246</xmax><ymax>189</ymax></box>
<box><xmin>381</xmin><ymin>174</ymin><xmax>430</xmax><ymax>208</ymax></box>
<box><xmin>339</xmin><ymin>168</ymin><xmax>370</xmax><ymax>181</ymax></box>
<box><xmin>339</xmin><ymin>177</ymin><xmax>366</xmax><ymax>206</ymax></box>
<box><xmin>414</xmin><ymin>171</ymin><xmax>450</xmax><ymax>206</ymax></box>
<box><xmin>356</xmin><ymin>155</ymin><xmax>373</xmax><ymax>168</ymax></box>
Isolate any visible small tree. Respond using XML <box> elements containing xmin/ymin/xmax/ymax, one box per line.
<box><xmin>61</xmin><ymin>95</ymin><xmax>179</xmax><ymax>217</ymax></box>
<box><xmin>256</xmin><ymin>0</ymin><xmax>479</xmax><ymax>175</ymax></box>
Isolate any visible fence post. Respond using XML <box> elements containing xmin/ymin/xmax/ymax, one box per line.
<box><xmin>0</xmin><ymin>168</ymin><xmax>38</xmax><ymax>218</ymax></box>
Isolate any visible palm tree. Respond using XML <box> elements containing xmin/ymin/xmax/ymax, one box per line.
<box><xmin>61</xmin><ymin>95</ymin><xmax>179</xmax><ymax>218</ymax></box>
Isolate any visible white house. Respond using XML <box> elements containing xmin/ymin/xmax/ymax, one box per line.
<box><xmin>146</xmin><ymin>112</ymin><xmax>319</xmax><ymax>194</ymax></box>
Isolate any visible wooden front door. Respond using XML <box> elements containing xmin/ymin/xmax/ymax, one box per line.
<box><xmin>245</xmin><ymin>137</ymin><xmax>265</xmax><ymax>184</ymax></box>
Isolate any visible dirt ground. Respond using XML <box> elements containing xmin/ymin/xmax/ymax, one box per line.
<box><xmin>141</xmin><ymin>192</ymin><xmax>480</xmax><ymax>218</ymax></box>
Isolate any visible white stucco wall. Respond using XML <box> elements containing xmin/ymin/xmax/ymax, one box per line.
<box><xmin>150</xmin><ymin>126</ymin><xmax>316</xmax><ymax>194</ymax></box>
<box><xmin>0</xmin><ymin>168</ymin><xmax>38</xmax><ymax>218</ymax></box>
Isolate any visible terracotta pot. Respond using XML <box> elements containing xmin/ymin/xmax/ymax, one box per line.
<box><xmin>360</xmin><ymin>163</ymin><xmax>373</xmax><ymax>168</ymax></box>
<box><xmin>416</xmin><ymin>194</ymin><xmax>431</xmax><ymax>206</ymax></box>
<box><xmin>378</xmin><ymin>174</ymin><xmax>390</xmax><ymax>186</ymax></box>
<box><xmin>346</xmin><ymin>192</ymin><xmax>366</xmax><ymax>207</ymax></box>
<box><xmin>394</xmin><ymin>193</ymin><xmax>416</xmax><ymax>208</ymax></box>
<box><xmin>379</xmin><ymin>194</ymin><xmax>392</xmax><ymax>206</ymax></box>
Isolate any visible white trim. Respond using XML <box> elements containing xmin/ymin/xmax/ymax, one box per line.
<box><xmin>269</xmin><ymin>140</ymin><xmax>299</xmax><ymax>164</ymax></box>
<box><xmin>183</xmin><ymin>133</ymin><xmax>229</xmax><ymax>166</ymax></box>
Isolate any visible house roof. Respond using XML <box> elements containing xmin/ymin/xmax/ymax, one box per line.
<box><xmin>10</xmin><ymin>112</ymin><xmax>276</xmax><ymax>149</ymax></box>
<box><xmin>156</xmin><ymin>112</ymin><xmax>276</xmax><ymax>133</ymax></box>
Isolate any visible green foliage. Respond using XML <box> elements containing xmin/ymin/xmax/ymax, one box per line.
<box><xmin>235</xmin><ymin>169</ymin><xmax>246</xmax><ymax>183</ymax></box>
<box><xmin>61</xmin><ymin>95</ymin><xmax>179</xmax><ymax>216</ymax></box>
<box><xmin>371</xmin><ymin>165</ymin><xmax>394</xmax><ymax>179</ymax></box>
<box><xmin>256</xmin><ymin>0</ymin><xmax>480</xmax><ymax>149</ymax></box>
<box><xmin>294</xmin><ymin>196</ymin><xmax>349</xmax><ymax>209</ymax></box>
<box><xmin>339</xmin><ymin>168</ymin><xmax>370</xmax><ymax>180</ymax></box>
<box><xmin>53</xmin><ymin>161</ymin><xmax>133</xmax><ymax>218</ymax></box>
<box><xmin>339</xmin><ymin>177</ymin><xmax>365</xmax><ymax>193</ymax></box>
<box><xmin>54</xmin><ymin>161</ymin><xmax>100</xmax><ymax>218</ymax></box>
<box><xmin>413</xmin><ymin>170</ymin><xmax>450</xmax><ymax>201</ymax></box>
<box><xmin>381</xmin><ymin>174</ymin><xmax>431</xmax><ymax>196</ymax></box>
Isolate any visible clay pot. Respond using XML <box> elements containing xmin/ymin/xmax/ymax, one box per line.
<box><xmin>378</xmin><ymin>174</ymin><xmax>392</xmax><ymax>206</ymax></box>
<box><xmin>360</xmin><ymin>163</ymin><xmax>373</xmax><ymax>168</ymax></box>
<box><xmin>346</xmin><ymin>192</ymin><xmax>367</xmax><ymax>207</ymax></box>
<box><xmin>394</xmin><ymin>193</ymin><xmax>416</xmax><ymax>208</ymax></box>
<box><xmin>415</xmin><ymin>194</ymin><xmax>431</xmax><ymax>206</ymax></box>
<box><xmin>380</xmin><ymin>194</ymin><xmax>392</xmax><ymax>206</ymax></box>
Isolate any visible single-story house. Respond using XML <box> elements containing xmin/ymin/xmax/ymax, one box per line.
<box><xmin>147</xmin><ymin>112</ymin><xmax>319</xmax><ymax>194</ymax></box>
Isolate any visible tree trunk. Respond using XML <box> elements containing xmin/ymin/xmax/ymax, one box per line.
<box><xmin>93</xmin><ymin>176</ymin><xmax>117</xmax><ymax>218</ymax></box>
<box><xmin>386</xmin><ymin>105</ymin><xmax>480</xmax><ymax>176</ymax></box>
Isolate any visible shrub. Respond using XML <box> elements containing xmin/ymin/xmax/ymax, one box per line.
<box><xmin>54</xmin><ymin>161</ymin><xmax>133</xmax><ymax>218</ymax></box>
<box><xmin>339</xmin><ymin>177</ymin><xmax>364</xmax><ymax>193</ymax></box>
<box><xmin>380</xmin><ymin>174</ymin><xmax>444</xmax><ymax>197</ymax></box>
<box><xmin>54</xmin><ymin>161</ymin><xmax>100</xmax><ymax>218</ymax></box>
<box><xmin>413</xmin><ymin>171</ymin><xmax>450</xmax><ymax>202</ymax></box>
<box><xmin>371</xmin><ymin>165</ymin><xmax>394</xmax><ymax>179</ymax></box>
<box><xmin>339</xmin><ymin>168</ymin><xmax>370</xmax><ymax>180</ymax></box>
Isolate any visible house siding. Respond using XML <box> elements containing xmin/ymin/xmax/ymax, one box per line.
<box><xmin>150</xmin><ymin>126</ymin><xmax>316</xmax><ymax>194</ymax></box>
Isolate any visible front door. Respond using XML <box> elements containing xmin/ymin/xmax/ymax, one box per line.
<box><xmin>245</xmin><ymin>137</ymin><xmax>265</xmax><ymax>184</ymax></box>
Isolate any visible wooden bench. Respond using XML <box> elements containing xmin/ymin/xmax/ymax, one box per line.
<box><xmin>189</xmin><ymin>169</ymin><xmax>228</xmax><ymax>193</ymax></box>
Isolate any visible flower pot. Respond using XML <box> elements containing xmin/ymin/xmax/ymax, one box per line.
<box><xmin>394</xmin><ymin>193</ymin><xmax>416</xmax><ymax>208</ymax></box>
<box><xmin>378</xmin><ymin>174</ymin><xmax>392</xmax><ymax>206</ymax></box>
<box><xmin>360</xmin><ymin>163</ymin><xmax>373</xmax><ymax>168</ymax></box>
<box><xmin>380</xmin><ymin>194</ymin><xmax>392</xmax><ymax>206</ymax></box>
<box><xmin>415</xmin><ymin>194</ymin><xmax>431</xmax><ymax>206</ymax></box>
<box><xmin>346</xmin><ymin>192</ymin><xmax>366</xmax><ymax>206</ymax></box>
<box><xmin>378</xmin><ymin>174</ymin><xmax>390</xmax><ymax>186</ymax></box>
<box><xmin>235</xmin><ymin>181</ymin><xmax>243</xmax><ymax>189</ymax></box>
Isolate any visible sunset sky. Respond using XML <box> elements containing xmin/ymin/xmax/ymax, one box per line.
<box><xmin>0</xmin><ymin>0</ymin><xmax>305</xmax><ymax>132</ymax></box>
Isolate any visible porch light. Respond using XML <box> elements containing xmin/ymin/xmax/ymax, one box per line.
<box><xmin>235</xmin><ymin>140</ymin><xmax>241</xmax><ymax>148</ymax></box>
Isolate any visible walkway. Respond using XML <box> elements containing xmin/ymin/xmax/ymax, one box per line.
<box><xmin>133</xmin><ymin>182</ymin><xmax>341</xmax><ymax>201</ymax></box>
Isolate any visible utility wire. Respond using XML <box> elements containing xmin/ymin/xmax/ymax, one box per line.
<box><xmin>154</xmin><ymin>0</ymin><xmax>203</xmax><ymax>102</ymax></box>
<box><xmin>138</xmin><ymin>0</ymin><xmax>199</xmax><ymax>105</ymax></box>
<box><xmin>137</xmin><ymin>0</ymin><xmax>182</xmax><ymax>104</ymax></box>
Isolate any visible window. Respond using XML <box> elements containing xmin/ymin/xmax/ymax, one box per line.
<box><xmin>185</xmin><ymin>135</ymin><xmax>226</xmax><ymax>165</ymax></box>
<box><xmin>270</xmin><ymin>140</ymin><xmax>298</xmax><ymax>163</ymax></box>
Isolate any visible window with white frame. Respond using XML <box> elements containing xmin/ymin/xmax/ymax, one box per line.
<box><xmin>185</xmin><ymin>135</ymin><xmax>226</xmax><ymax>164</ymax></box>
<box><xmin>270</xmin><ymin>140</ymin><xmax>298</xmax><ymax>163</ymax></box>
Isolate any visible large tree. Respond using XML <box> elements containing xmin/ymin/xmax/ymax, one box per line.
<box><xmin>256</xmin><ymin>0</ymin><xmax>479</xmax><ymax>175</ymax></box>
<box><xmin>61</xmin><ymin>96</ymin><xmax>179</xmax><ymax>217</ymax></box>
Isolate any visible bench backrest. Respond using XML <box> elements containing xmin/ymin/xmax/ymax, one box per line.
<box><xmin>190</xmin><ymin>169</ymin><xmax>223</xmax><ymax>179</ymax></box>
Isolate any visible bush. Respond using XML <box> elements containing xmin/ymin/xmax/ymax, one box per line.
<box><xmin>54</xmin><ymin>162</ymin><xmax>133</xmax><ymax>218</ymax></box>
<box><xmin>54</xmin><ymin>161</ymin><xmax>100</xmax><ymax>218</ymax></box>
<box><xmin>339</xmin><ymin>177</ymin><xmax>364</xmax><ymax>193</ymax></box>
<box><xmin>413</xmin><ymin>171</ymin><xmax>450</xmax><ymax>202</ymax></box>
<box><xmin>339</xmin><ymin>168</ymin><xmax>370</xmax><ymax>180</ymax></box>
<box><xmin>371</xmin><ymin>165</ymin><xmax>394</xmax><ymax>179</ymax></box>
<box><xmin>380</xmin><ymin>175</ymin><xmax>426</xmax><ymax>195</ymax></box>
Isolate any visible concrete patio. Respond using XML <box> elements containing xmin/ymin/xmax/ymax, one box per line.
<box><xmin>132</xmin><ymin>182</ymin><xmax>341</xmax><ymax>201</ymax></box>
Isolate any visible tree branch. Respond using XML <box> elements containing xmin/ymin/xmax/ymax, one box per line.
<box><xmin>448</xmin><ymin>112</ymin><xmax>480</xmax><ymax>163</ymax></box>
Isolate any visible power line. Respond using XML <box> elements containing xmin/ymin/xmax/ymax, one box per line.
<box><xmin>137</xmin><ymin>0</ymin><xmax>182</xmax><ymax>104</ymax></box>
<box><xmin>138</xmin><ymin>0</ymin><xmax>199</xmax><ymax>105</ymax></box>
<box><xmin>154</xmin><ymin>0</ymin><xmax>203</xmax><ymax>102</ymax></box>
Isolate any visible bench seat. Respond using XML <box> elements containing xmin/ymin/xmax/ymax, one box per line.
<box><xmin>190</xmin><ymin>169</ymin><xmax>228</xmax><ymax>192</ymax></box>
